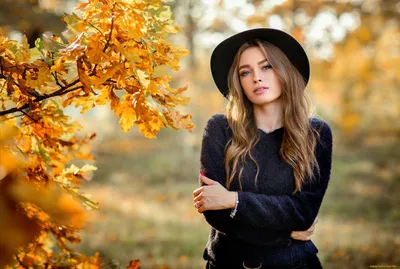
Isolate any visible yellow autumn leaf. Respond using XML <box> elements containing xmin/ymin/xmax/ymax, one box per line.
<box><xmin>50</xmin><ymin>58</ymin><xmax>68</xmax><ymax>73</ymax></box>
<box><xmin>73</xmin><ymin>95</ymin><xmax>96</xmax><ymax>114</ymax></box>
<box><xmin>16</xmin><ymin>134</ymin><xmax>32</xmax><ymax>153</ymax></box>
<box><xmin>137</xmin><ymin>69</ymin><xmax>150</xmax><ymax>88</ymax></box>
<box><xmin>95</xmin><ymin>85</ymin><xmax>110</xmax><ymax>105</ymax></box>
<box><xmin>132</xmin><ymin>92</ymin><xmax>147</xmax><ymax>118</ymax></box>
<box><xmin>77</xmin><ymin>57</ymin><xmax>95</xmax><ymax>94</ymax></box>
<box><xmin>63</xmin><ymin>164</ymin><xmax>82</xmax><ymax>175</ymax></box>
<box><xmin>25</xmin><ymin>60</ymin><xmax>52</xmax><ymax>89</ymax></box>
<box><xmin>75</xmin><ymin>152</ymin><xmax>95</xmax><ymax>161</ymax></box>
<box><xmin>159</xmin><ymin>8</ymin><xmax>173</xmax><ymax>21</ymax></box>
<box><xmin>119</xmin><ymin>97</ymin><xmax>137</xmax><ymax>132</ymax></box>
<box><xmin>59</xmin><ymin>32</ymin><xmax>86</xmax><ymax>58</ymax></box>
<box><xmin>62</xmin><ymin>13</ymin><xmax>87</xmax><ymax>34</ymax></box>
<box><xmin>148</xmin><ymin>81</ymin><xmax>160</xmax><ymax>95</ymax></box>
<box><xmin>91</xmin><ymin>64</ymin><xmax>123</xmax><ymax>88</ymax></box>
<box><xmin>109</xmin><ymin>88</ymin><xmax>121</xmax><ymax>114</ymax></box>
<box><xmin>80</xmin><ymin>164</ymin><xmax>97</xmax><ymax>173</ymax></box>
<box><xmin>171</xmin><ymin>45</ymin><xmax>190</xmax><ymax>58</ymax></box>
<box><xmin>15</xmin><ymin>35</ymin><xmax>30</xmax><ymax>63</ymax></box>
<box><xmin>153</xmin><ymin>65</ymin><xmax>168</xmax><ymax>78</ymax></box>
<box><xmin>164</xmin><ymin>24</ymin><xmax>180</xmax><ymax>34</ymax></box>
<box><xmin>86</xmin><ymin>33</ymin><xmax>109</xmax><ymax>64</ymax></box>
<box><xmin>10</xmin><ymin>181</ymin><xmax>86</xmax><ymax>228</ymax></box>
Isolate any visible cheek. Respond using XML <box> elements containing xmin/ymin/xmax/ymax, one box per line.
<box><xmin>271</xmin><ymin>71</ymin><xmax>281</xmax><ymax>86</ymax></box>
<box><xmin>273</xmin><ymin>75</ymin><xmax>281</xmax><ymax>87</ymax></box>
<box><xmin>240</xmin><ymin>77</ymin><xmax>252</xmax><ymax>93</ymax></box>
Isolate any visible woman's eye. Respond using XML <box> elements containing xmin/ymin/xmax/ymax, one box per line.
<box><xmin>239</xmin><ymin>71</ymin><xmax>250</xmax><ymax>76</ymax></box>
<box><xmin>263</xmin><ymin>64</ymin><xmax>272</xmax><ymax>70</ymax></box>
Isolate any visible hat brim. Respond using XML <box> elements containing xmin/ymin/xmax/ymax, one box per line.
<box><xmin>210</xmin><ymin>28</ymin><xmax>310</xmax><ymax>98</ymax></box>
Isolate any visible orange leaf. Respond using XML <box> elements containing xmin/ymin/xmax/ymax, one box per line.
<box><xmin>127</xmin><ymin>259</ymin><xmax>141</xmax><ymax>269</ymax></box>
<box><xmin>77</xmin><ymin>57</ymin><xmax>95</xmax><ymax>94</ymax></box>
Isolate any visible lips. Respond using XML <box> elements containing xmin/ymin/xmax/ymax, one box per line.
<box><xmin>253</xmin><ymin>86</ymin><xmax>269</xmax><ymax>94</ymax></box>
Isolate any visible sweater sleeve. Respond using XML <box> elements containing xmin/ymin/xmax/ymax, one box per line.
<box><xmin>199</xmin><ymin>114</ymin><xmax>237</xmax><ymax>235</ymax></box>
<box><xmin>200</xmin><ymin>115</ymin><xmax>292</xmax><ymax>247</ymax></box>
<box><xmin>233</xmin><ymin>121</ymin><xmax>333</xmax><ymax>231</ymax></box>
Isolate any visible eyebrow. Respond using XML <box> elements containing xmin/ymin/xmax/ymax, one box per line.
<box><xmin>238</xmin><ymin>59</ymin><xmax>269</xmax><ymax>71</ymax></box>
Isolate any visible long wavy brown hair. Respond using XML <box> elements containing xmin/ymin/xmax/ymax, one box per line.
<box><xmin>224</xmin><ymin>39</ymin><xmax>321</xmax><ymax>194</ymax></box>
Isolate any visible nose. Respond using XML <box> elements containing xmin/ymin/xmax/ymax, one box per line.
<box><xmin>253</xmin><ymin>70</ymin><xmax>262</xmax><ymax>83</ymax></box>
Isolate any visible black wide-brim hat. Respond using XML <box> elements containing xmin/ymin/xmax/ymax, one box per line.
<box><xmin>210</xmin><ymin>28</ymin><xmax>310</xmax><ymax>98</ymax></box>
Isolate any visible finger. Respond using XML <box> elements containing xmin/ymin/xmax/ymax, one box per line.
<box><xmin>192</xmin><ymin>187</ymin><xmax>203</xmax><ymax>197</ymax></box>
<box><xmin>194</xmin><ymin>201</ymin><xmax>202</xmax><ymax>209</ymax></box>
<box><xmin>291</xmin><ymin>234</ymin><xmax>309</xmax><ymax>241</ymax></box>
<box><xmin>295</xmin><ymin>230</ymin><xmax>307</xmax><ymax>233</ymax></box>
<box><xmin>291</xmin><ymin>231</ymin><xmax>301</xmax><ymax>238</ymax></box>
<box><xmin>291</xmin><ymin>234</ymin><xmax>302</xmax><ymax>239</ymax></box>
<box><xmin>193</xmin><ymin>193</ymin><xmax>203</xmax><ymax>203</ymax></box>
<box><xmin>308</xmin><ymin>229</ymin><xmax>315</xmax><ymax>234</ymax></box>
<box><xmin>292</xmin><ymin>230</ymin><xmax>311</xmax><ymax>239</ymax></box>
<box><xmin>291</xmin><ymin>234</ymin><xmax>303</xmax><ymax>240</ymax></box>
<box><xmin>294</xmin><ymin>235</ymin><xmax>310</xmax><ymax>241</ymax></box>
<box><xmin>199</xmin><ymin>174</ymin><xmax>217</xmax><ymax>186</ymax></box>
<box><xmin>198</xmin><ymin>204</ymin><xmax>206</xmax><ymax>213</ymax></box>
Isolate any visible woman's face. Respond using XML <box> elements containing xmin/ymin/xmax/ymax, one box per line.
<box><xmin>238</xmin><ymin>46</ymin><xmax>282</xmax><ymax>106</ymax></box>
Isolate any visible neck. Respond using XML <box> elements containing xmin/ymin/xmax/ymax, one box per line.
<box><xmin>252</xmin><ymin>99</ymin><xmax>284</xmax><ymax>133</ymax></box>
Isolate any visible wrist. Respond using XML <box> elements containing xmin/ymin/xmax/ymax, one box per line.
<box><xmin>228</xmin><ymin>191</ymin><xmax>237</xmax><ymax>209</ymax></box>
<box><xmin>229</xmin><ymin>191</ymin><xmax>239</xmax><ymax>218</ymax></box>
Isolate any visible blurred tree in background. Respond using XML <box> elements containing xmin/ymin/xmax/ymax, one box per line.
<box><xmin>0</xmin><ymin>0</ymin><xmax>69</xmax><ymax>47</ymax></box>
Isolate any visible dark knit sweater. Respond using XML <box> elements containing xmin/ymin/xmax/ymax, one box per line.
<box><xmin>200</xmin><ymin>114</ymin><xmax>333</xmax><ymax>268</ymax></box>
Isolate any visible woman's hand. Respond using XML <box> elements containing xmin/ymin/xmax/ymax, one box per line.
<box><xmin>290</xmin><ymin>217</ymin><xmax>318</xmax><ymax>241</ymax></box>
<box><xmin>192</xmin><ymin>173</ymin><xmax>236</xmax><ymax>213</ymax></box>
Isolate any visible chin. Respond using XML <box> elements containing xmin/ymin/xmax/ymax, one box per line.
<box><xmin>250</xmin><ymin>94</ymin><xmax>281</xmax><ymax>106</ymax></box>
<box><xmin>250</xmin><ymin>97</ymin><xmax>276</xmax><ymax>106</ymax></box>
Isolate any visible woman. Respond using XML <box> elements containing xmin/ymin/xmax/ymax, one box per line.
<box><xmin>192</xmin><ymin>28</ymin><xmax>333</xmax><ymax>269</ymax></box>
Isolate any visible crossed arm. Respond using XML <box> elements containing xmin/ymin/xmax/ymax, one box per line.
<box><xmin>192</xmin><ymin>115</ymin><xmax>333</xmax><ymax>245</ymax></box>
